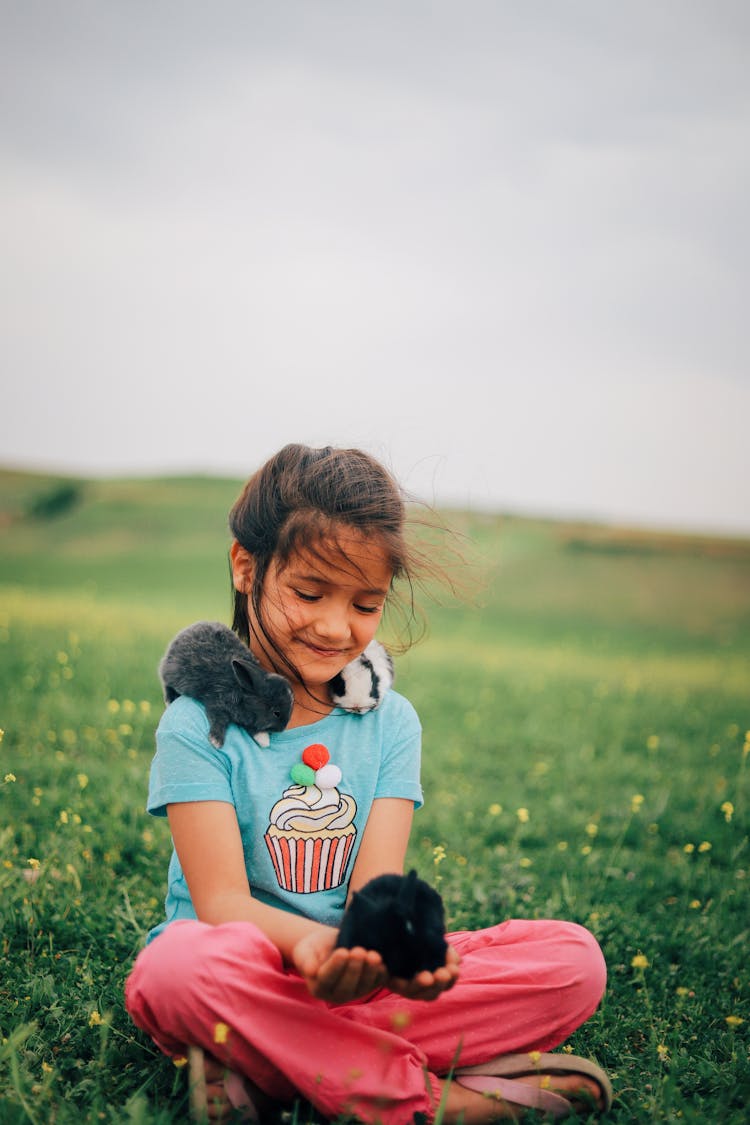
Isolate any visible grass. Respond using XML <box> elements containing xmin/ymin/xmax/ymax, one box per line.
<box><xmin>0</xmin><ymin>469</ymin><xmax>748</xmax><ymax>1122</ymax></box>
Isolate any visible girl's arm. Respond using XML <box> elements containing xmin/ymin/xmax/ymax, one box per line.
<box><xmin>167</xmin><ymin>800</ymin><xmax>388</xmax><ymax>1002</ymax></box>
<box><xmin>347</xmin><ymin>796</ymin><xmax>414</xmax><ymax>897</ymax></box>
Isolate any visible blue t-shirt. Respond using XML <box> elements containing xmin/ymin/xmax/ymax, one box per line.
<box><xmin>146</xmin><ymin>691</ymin><xmax>422</xmax><ymax>941</ymax></box>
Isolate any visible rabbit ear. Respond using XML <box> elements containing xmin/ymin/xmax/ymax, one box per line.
<box><xmin>232</xmin><ymin>657</ymin><xmax>265</xmax><ymax>693</ymax></box>
<box><xmin>397</xmin><ymin>869</ymin><xmax>418</xmax><ymax>911</ymax></box>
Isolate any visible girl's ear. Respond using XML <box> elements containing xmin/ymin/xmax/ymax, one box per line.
<box><xmin>230</xmin><ymin>541</ymin><xmax>255</xmax><ymax>593</ymax></box>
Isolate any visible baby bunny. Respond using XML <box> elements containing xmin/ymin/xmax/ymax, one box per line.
<box><xmin>328</xmin><ymin>639</ymin><xmax>394</xmax><ymax>713</ymax></box>
<box><xmin>336</xmin><ymin>868</ymin><xmax>448</xmax><ymax>978</ymax></box>
<box><xmin>158</xmin><ymin>621</ymin><xmax>294</xmax><ymax>748</ymax></box>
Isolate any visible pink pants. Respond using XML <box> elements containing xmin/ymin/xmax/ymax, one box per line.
<box><xmin>125</xmin><ymin>918</ymin><xmax>606</xmax><ymax>1125</ymax></box>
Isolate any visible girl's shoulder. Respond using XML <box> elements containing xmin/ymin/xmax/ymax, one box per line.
<box><xmin>156</xmin><ymin>694</ymin><xmax>211</xmax><ymax>740</ymax></box>
<box><xmin>378</xmin><ymin>687</ymin><xmax>420</xmax><ymax>723</ymax></box>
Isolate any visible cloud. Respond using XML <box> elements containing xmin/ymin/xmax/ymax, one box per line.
<box><xmin>1</xmin><ymin>2</ymin><xmax>749</xmax><ymax>533</ymax></box>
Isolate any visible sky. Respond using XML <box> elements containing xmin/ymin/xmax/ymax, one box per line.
<box><xmin>2</xmin><ymin>1</ymin><xmax>749</xmax><ymax>535</ymax></box>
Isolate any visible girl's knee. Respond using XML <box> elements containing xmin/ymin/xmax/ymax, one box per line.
<box><xmin>561</xmin><ymin>922</ymin><xmax>607</xmax><ymax>1015</ymax></box>
<box><xmin>126</xmin><ymin>920</ymin><xmax>282</xmax><ymax>1030</ymax></box>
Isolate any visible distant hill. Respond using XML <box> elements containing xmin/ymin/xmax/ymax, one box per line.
<box><xmin>2</xmin><ymin>467</ymin><xmax>749</xmax><ymax>646</ymax></box>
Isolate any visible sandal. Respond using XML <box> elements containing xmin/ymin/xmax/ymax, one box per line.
<box><xmin>188</xmin><ymin>1044</ymin><xmax>260</xmax><ymax>1122</ymax></box>
<box><xmin>455</xmin><ymin>1052</ymin><xmax>612</xmax><ymax>1118</ymax></box>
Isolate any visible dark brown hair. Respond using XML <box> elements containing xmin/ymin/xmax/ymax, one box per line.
<box><xmin>229</xmin><ymin>444</ymin><xmax>427</xmax><ymax>679</ymax></box>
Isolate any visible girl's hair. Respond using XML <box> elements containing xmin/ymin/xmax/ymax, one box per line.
<box><xmin>229</xmin><ymin>443</ymin><xmax>426</xmax><ymax>678</ymax></box>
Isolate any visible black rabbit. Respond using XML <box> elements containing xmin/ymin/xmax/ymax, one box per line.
<box><xmin>336</xmin><ymin>869</ymin><xmax>448</xmax><ymax>978</ymax></box>
<box><xmin>158</xmin><ymin>621</ymin><xmax>294</xmax><ymax>748</ymax></box>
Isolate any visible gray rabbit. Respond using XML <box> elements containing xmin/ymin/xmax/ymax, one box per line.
<box><xmin>158</xmin><ymin>621</ymin><xmax>294</xmax><ymax>748</ymax></box>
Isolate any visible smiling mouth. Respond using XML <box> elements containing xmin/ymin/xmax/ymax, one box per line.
<box><xmin>301</xmin><ymin>640</ymin><xmax>347</xmax><ymax>657</ymax></box>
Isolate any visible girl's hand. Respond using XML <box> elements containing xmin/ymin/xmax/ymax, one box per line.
<box><xmin>387</xmin><ymin>943</ymin><xmax>461</xmax><ymax>1001</ymax></box>
<box><xmin>292</xmin><ymin>927</ymin><xmax>389</xmax><ymax>1003</ymax></box>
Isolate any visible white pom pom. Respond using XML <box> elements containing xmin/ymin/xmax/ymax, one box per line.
<box><xmin>316</xmin><ymin>763</ymin><xmax>342</xmax><ymax>788</ymax></box>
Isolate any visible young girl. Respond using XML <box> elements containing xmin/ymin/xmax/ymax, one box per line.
<box><xmin>125</xmin><ymin>444</ymin><xmax>611</xmax><ymax>1123</ymax></box>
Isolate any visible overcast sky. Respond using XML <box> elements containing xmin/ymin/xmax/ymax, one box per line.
<box><xmin>2</xmin><ymin>1</ymin><xmax>749</xmax><ymax>534</ymax></box>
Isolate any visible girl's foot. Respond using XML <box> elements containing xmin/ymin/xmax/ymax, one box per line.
<box><xmin>188</xmin><ymin>1045</ymin><xmax>266</xmax><ymax>1122</ymax></box>
<box><xmin>443</xmin><ymin>1073</ymin><xmax>603</xmax><ymax>1121</ymax></box>
<box><xmin>440</xmin><ymin>1055</ymin><xmax>611</xmax><ymax>1121</ymax></box>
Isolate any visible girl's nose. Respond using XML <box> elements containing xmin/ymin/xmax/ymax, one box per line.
<box><xmin>311</xmin><ymin>604</ymin><xmax>351</xmax><ymax>644</ymax></box>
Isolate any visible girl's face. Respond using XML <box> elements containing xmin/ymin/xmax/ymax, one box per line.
<box><xmin>235</xmin><ymin>529</ymin><xmax>393</xmax><ymax>694</ymax></box>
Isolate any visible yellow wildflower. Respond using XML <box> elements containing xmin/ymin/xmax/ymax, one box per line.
<box><xmin>698</xmin><ymin>841</ymin><xmax>712</xmax><ymax>853</ymax></box>
<box><xmin>528</xmin><ymin>1051</ymin><xmax>542</xmax><ymax>1064</ymax></box>
<box><xmin>89</xmin><ymin>1011</ymin><xmax>102</xmax><ymax>1027</ymax></box>
<box><xmin>488</xmin><ymin>803</ymin><xmax>502</xmax><ymax>816</ymax></box>
<box><xmin>725</xmin><ymin>1015</ymin><xmax>744</xmax><ymax>1028</ymax></box>
<box><xmin>3</xmin><ymin>773</ymin><xmax>16</xmax><ymax>783</ymax></box>
<box><xmin>683</xmin><ymin>843</ymin><xmax>695</xmax><ymax>854</ymax></box>
<box><xmin>433</xmin><ymin>845</ymin><xmax>446</xmax><ymax>865</ymax></box>
<box><xmin>28</xmin><ymin>858</ymin><xmax>40</xmax><ymax>870</ymax></box>
<box><xmin>631</xmin><ymin>794</ymin><xmax>644</xmax><ymax>813</ymax></box>
<box><xmin>77</xmin><ymin>773</ymin><xmax>89</xmax><ymax>789</ymax></box>
<box><xmin>106</xmin><ymin>699</ymin><xmax>120</xmax><ymax>714</ymax></box>
<box><xmin>213</xmin><ymin>1022</ymin><xmax>230</xmax><ymax>1045</ymax></box>
<box><xmin>721</xmin><ymin>801</ymin><xmax>734</xmax><ymax>823</ymax></box>
<box><xmin>516</xmin><ymin>807</ymin><xmax>529</xmax><ymax>824</ymax></box>
<box><xmin>631</xmin><ymin>954</ymin><xmax>649</xmax><ymax>970</ymax></box>
<box><xmin>173</xmin><ymin>1056</ymin><xmax>188</xmax><ymax>1067</ymax></box>
<box><xmin>585</xmin><ymin>823</ymin><xmax>598</xmax><ymax>838</ymax></box>
<box><xmin>646</xmin><ymin>735</ymin><xmax>660</xmax><ymax>750</ymax></box>
<box><xmin>689</xmin><ymin>900</ymin><xmax>701</xmax><ymax>909</ymax></box>
<box><xmin>656</xmin><ymin>1044</ymin><xmax>669</xmax><ymax>1063</ymax></box>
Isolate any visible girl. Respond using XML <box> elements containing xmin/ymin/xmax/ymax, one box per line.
<box><xmin>125</xmin><ymin>444</ymin><xmax>611</xmax><ymax>1123</ymax></box>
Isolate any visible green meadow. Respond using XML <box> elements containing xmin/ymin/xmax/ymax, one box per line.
<box><xmin>1</xmin><ymin>470</ymin><xmax>748</xmax><ymax>1123</ymax></box>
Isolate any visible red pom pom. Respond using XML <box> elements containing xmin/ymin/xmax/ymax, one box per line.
<box><xmin>302</xmin><ymin>743</ymin><xmax>330</xmax><ymax>769</ymax></box>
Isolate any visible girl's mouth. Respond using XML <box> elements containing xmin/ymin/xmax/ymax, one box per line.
<box><xmin>301</xmin><ymin>640</ymin><xmax>347</xmax><ymax>658</ymax></box>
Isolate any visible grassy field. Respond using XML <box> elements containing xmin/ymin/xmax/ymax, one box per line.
<box><xmin>1</xmin><ymin>469</ymin><xmax>748</xmax><ymax>1123</ymax></box>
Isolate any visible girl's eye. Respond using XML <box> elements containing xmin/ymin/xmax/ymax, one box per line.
<box><xmin>294</xmin><ymin>590</ymin><xmax>321</xmax><ymax>603</ymax></box>
<box><xmin>354</xmin><ymin>604</ymin><xmax>383</xmax><ymax>615</ymax></box>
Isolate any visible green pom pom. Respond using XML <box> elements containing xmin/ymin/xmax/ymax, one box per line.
<box><xmin>290</xmin><ymin>762</ymin><xmax>316</xmax><ymax>786</ymax></box>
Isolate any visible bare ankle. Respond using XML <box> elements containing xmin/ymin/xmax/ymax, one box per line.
<box><xmin>436</xmin><ymin>1078</ymin><xmax>520</xmax><ymax>1123</ymax></box>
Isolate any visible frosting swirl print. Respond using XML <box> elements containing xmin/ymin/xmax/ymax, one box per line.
<box><xmin>265</xmin><ymin>745</ymin><xmax>357</xmax><ymax>893</ymax></box>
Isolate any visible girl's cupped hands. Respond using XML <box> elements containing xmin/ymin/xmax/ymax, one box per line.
<box><xmin>292</xmin><ymin>927</ymin><xmax>460</xmax><ymax>1004</ymax></box>
<box><xmin>387</xmin><ymin>943</ymin><xmax>460</xmax><ymax>1001</ymax></box>
<box><xmin>293</xmin><ymin>927</ymin><xmax>388</xmax><ymax>1002</ymax></box>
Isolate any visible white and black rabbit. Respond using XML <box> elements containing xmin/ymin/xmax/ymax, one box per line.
<box><xmin>328</xmin><ymin>639</ymin><xmax>394</xmax><ymax>713</ymax></box>
<box><xmin>158</xmin><ymin>621</ymin><xmax>294</xmax><ymax>748</ymax></box>
<box><xmin>336</xmin><ymin>868</ymin><xmax>448</xmax><ymax>978</ymax></box>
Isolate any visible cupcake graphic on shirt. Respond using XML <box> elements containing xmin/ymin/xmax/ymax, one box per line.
<box><xmin>264</xmin><ymin>744</ymin><xmax>357</xmax><ymax>893</ymax></box>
